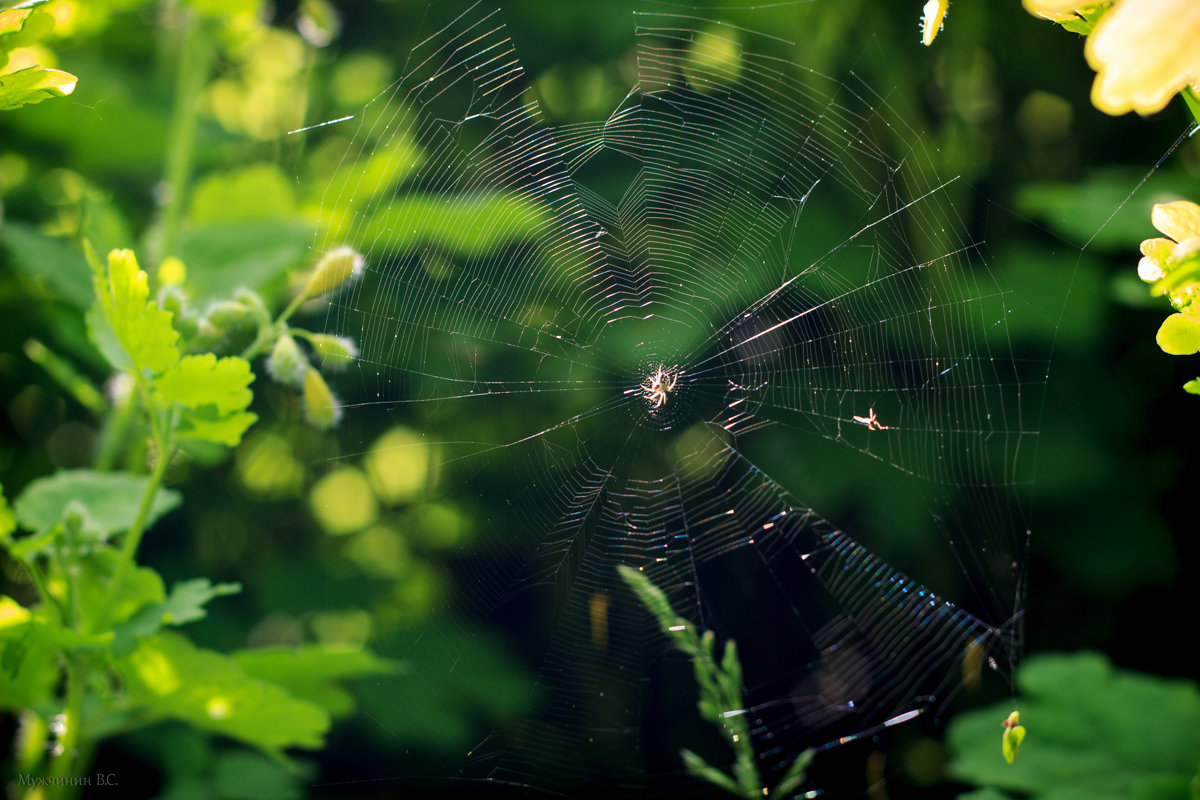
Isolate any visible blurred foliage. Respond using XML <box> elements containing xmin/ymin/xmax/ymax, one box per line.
<box><xmin>949</xmin><ymin>652</ymin><xmax>1200</xmax><ymax>800</ymax></box>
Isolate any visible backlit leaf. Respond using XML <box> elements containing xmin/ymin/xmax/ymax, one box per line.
<box><xmin>0</xmin><ymin>66</ymin><xmax>77</xmax><ymax>110</ymax></box>
<box><xmin>118</xmin><ymin>632</ymin><xmax>330</xmax><ymax>754</ymax></box>
<box><xmin>89</xmin><ymin>248</ymin><xmax>180</xmax><ymax>375</ymax></box>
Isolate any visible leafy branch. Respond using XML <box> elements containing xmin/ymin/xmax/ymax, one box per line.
<box><xmin>618</xmin><ymin>565</ymin><xmax>813</xmax><ymax>799</ymax></box>
<box><xmin>0</xmin><ymin>245</ymin><xmax>385</xmax><ymax>799</ymax></box>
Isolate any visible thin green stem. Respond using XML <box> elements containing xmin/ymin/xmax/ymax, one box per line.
<box><xmin>47</xmin><ymin>658</ymin><xmax>85</xmax><ymax>800</ymax></box>
<box><xmin>239</xmin><ymin>290</ymin><xmax>310</xmax><ymax>361</ymax></box>
<box><xmin>97</xmin><ymin>411</ymin><xmax>174</xmax><ymax>632</ymax></box>
<box><xmin>93</xmin><ymin>388</ymin><xmax>137</xmax><ymax>472</ymax></box>
<box><xmin>155</xmin><ymin>11</ymin><xmax>213</xmax><ymax>269</ymax></box>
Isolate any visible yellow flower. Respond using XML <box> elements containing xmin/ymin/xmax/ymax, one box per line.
<box><xmin>1024</xmin><ymin>0</ymin><xmax>1200</xmax><ymax>116</ymax></box>
<box><xmin>1086</xmin><ymin>0</ymin><xmax>1200</xmax><ymax>115</ymax></box>
<box><xmin>1139</xmin><ymin>200</ymin><xmax>1200</xmax><ymax>311</ymax></box>
<box><xmin>1022</xmin><ymin>0</ymin><xmax>1088</xmax><ymax>21</ymax></box>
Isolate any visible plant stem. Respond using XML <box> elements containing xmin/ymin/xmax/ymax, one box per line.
<box><xmin>155</xmin><ymin>9</ymin><xmax>213</xmax><ymax>269</ymax></box>
<box><xmin>240</xmin><ymin>290</ymin><xmax>309</xmax><ymax>361</ymax></box>
<box><xmin>47</xmin><ymin>658</ymin><xmax>85</xmax><ymax>800</ymax></box>
<box><xmin>98</xmin><ymin>416</ymin><xmax>173</xmax><ymax>632</ymax></box>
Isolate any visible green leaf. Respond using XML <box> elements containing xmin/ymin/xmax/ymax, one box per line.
<box><xmin>177</xmin><ymin>220</ymin><xmax>314</xmax><ymax>303</ymax></box>
<box><xmin>12</xmin><ymin>469</ymin><xmax>182</xmax><ymax>542</ymax></box>
<box><xmin>0</xmin><ymin>65</ymin><xmax>77</xmax><ymax>110</ymax></box>
<box><xmin>947</xmin><ymin>652</ymin><xmax>1200</xmax><ymax>800</ymax></box>
<box><xmin>680</xmin><ymin>748</ymin><xmax>740</xmax><ymax>795</ymax></box>
<box><xmin>1183</xmin><ymin>378</ymin><xmax>1200</xmax><ymax>395</ymax></box>
<box><xmin>116</xmin><ymin>579</ymin><xmax>242</xmax><ymax>649</ymax></box>
<box><xmin>774</xmin><ymin>749</ymin><xmax>814</xmax><ymax>798</ymax></box>
<box><xmin>0</xmin><ymin>483</ymin><xmax>14</xmax><ymax>542</ymax></box>
<box><xmin>234</xmin><ymin>645</ymin><xmax>401</xmax><ymax>716</ymax></box>
<box><xmin>89</xmin><ymin>248</ymin><xmax>180</xmax><ymax>375</ymax></box>
<box><xmin>188</xmin><ymin>163</ymin><xmax>296</xmax><ymax>223</ymax></box>
<box><xmin>1054</xmin><ymin>4</ymin><xmax>1111</xmax><ymax>36</ymax></box>
<box><xmin>118</xmin><ymin>632</ymin><xmax>330</xmax><ymax>754</ymax></box>
<box><xmin>154</xmin><ymin>354</ymin><xmax>257</xmax><ymax>446</ymax></box>
<box><xmin>1156</xmin><ymin>313</ymin><xmax>1200</xmax><ymax>355</ymax></box>
<box><xmin>0</xmin><ymin>222</ymin><xmax>94</xmax><ymax>308</ymax></box>
<box><xmin>1182</xmin><ymin>86</ymin><xmax>1200</xmax><ymax>128</ymax></box>
<box><xmin>71</xmin><ymin>548</ymin><xmax>167</xmax><ymax>632</ymax></box>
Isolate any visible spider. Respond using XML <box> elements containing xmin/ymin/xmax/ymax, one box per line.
<box><xmin>852</xmin><ymin>407</ymin><xmax>888</xmax><ymax>431</ymax></box>
<box><xmin>641</xmin><ymin>364</ymin><xmax>679</xmax><ymax>409</ymax></box>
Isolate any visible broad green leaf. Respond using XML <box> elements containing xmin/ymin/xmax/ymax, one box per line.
<box><xmin>0</xmin><ymin>2</ymin><xmax>51</xmax><ymax>39</ymax></box>
<box><xmin>189</xmin><ymin>163</ymin><xmax>296</xmax><ymax>223</ymax></box>
<box><xmin>155</xmin><ymin>354</ymin><xmax>257</xmax><ymax>446</ymax></box>
<box><xmin>12</xmin><ymin>469</ymin><xmax>182</xmax><ymax>541</ymax></box>
<box><xmin>0</xmin><ymin>222</ymin><xmax>93</xmax><ymax>307</ymax></box>
<box><xmin>177</xmin><ymin>220</ymin><xmax>314</xmax><ymax>303</ymax></box>
<box><xmin>1156</xmin><ymin>313</ymin><xmax>1200</xmax><ymax>355</ymax></box>
<box><xmin>118</xmin><ymin>632</ymin><xmax>330</xmax><ymax>754</ymax></box>
<box><xmin>71</xmin><ymin>548</ymin><xmax>166</xmax><ymax>633</ymax></box>
<box><xmin>0</xmin><ymin>600</ymin><xmax>112</xmax><ymax>651</ymax></box>
<box><xmin>0</xmin><ymin>66</ymin><xmax>77</xmax><ymax>110</ymax></box>
<box><xmin>947</xmin><ymin>652</ymin><xmax>1200</xmax><ymax>800</ymax></box>
<box><xmin>1016</xmin><ymin>171</ymin><xmax>1200</xmax><ymax>251</ymax></box>
<box><xmin>156</xmin><ymin>354</ymin><xmax>254</xmax><ymax>416</ymax></box>
<box><xmin>234</xmin><ymin>645</ymin><xmax>401</xmax><ymax>717</ymax></box>
<box><xmin>90</xmin><ymin>248</ymin><xmax>180</xmax><ymax>375</ymax></box>
<box><xmin>0</xmin><ymin>635</ymin><xmax>56</xmax><ymax>712</ymax></box>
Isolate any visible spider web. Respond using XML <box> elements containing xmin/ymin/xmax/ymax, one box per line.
<box><xmin>312</xmin><ymin>1</ymin><xmax>1040</xmax><ymax>794</ymax></box>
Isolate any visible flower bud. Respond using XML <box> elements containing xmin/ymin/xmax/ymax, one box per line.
<box><xmin>267</xmin><ymin>334</ymin><xmax>308</xmax><ymax>388</ymax></box>
<box><xmin>306</xmin><ymin>333</ymin><xmax>359</xmax><ymax>370</ymax></box>
<box><xmin>206</xmin><ymin>300</ymin><xmax>254</xmax><ymax>330</ymax></box>
<box><xmin>158</xmin><ymin>256</ymin><xmax>187</xmax><ymax>286</ymax></box>
<box><xmin>304</xmin><ymin>246</ymin><xmax>364</xmax><ymax>298</ymax></box>
<box><xmin>303</xmin><ymin>368</ymin><xmax>342</xmax><ymax>429</ymax></box>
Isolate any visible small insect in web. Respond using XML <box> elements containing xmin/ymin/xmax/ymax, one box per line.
<box><xmin>853</xmin><ymin>407</ymin><xmax>889</xmax><ymax>431</ymax></box>
<box><xmin>640</xmin><ymin>364</ymin><xmax>680</xmax><ymax>410</ymax></box>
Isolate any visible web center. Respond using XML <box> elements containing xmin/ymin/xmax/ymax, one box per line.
<box><xmin>638</xmin><ymin>363</ymin><xmax>682</xmax><ymax>411</ymax></box>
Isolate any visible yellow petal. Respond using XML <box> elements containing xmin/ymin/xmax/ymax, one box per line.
<box><xmin>1140</xmin><ymin>237</ymin><xmax>1175</xmax><ymax>261</ymax></box>
<box><xmin>1152</xmin><ymin>201</ymin><xmax>1200</xmax><ymax>243</ymax></box>
<box><xmin>1022</xmin><ymin>0</ymin><xmax>1084</xmax><ymax>20</ymax></box>
<box><xmin>1086</xmin><ymin>0</ymin><xmax>1200</xmax><ymax>115</ymax></box>
<box><xmin>1138</xmin><ymin>256</ymin><xmax>1164</xmax><ymax>282</ymax></box>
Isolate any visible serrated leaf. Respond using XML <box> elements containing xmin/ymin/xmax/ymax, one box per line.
<box><xmin>119</xmin><ymin>632</ymin><xmax>329</xmax><ymax>754</ymax></box>
<box><xmin>116</xmin><ymin>579</ymin><xmax>242</xmax><ymax>650</ymax></box>
<box><xmin>12</xmin><ymin>469</ymin><xmax>182</xmax><ymax>542</ymax></box>
<box><xmin>1156</xmin><ymin>313</ymin><xmax>1200</xmax><ymax>355</ymax></box>
<box><xmin>234</xmin><ymin>645</ymin><xmax>401</xmax><ymax>717</ymax></box>
<box><xmin>90</xmin><ymin>248</ymin><xmax>180</xmax><ymax>375</ymax></box>
<box><xmin>156</xmin><ymin>354</ymin><xmax>254</xmax><ymax>415</ymax></box>
<box><xmin>70</xmin><ymin>547</ymin><xmax>166</xmax><ymax>634</ymax></box>
<box><xmin>0</xmin><ymin>66</ymin><xmax>77</xmax><ymax>110</ymax></box>
<box><xmin>155</xmin><ymin>354</ymin><xmax>257</xmax><ymax>446</ymax></box>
